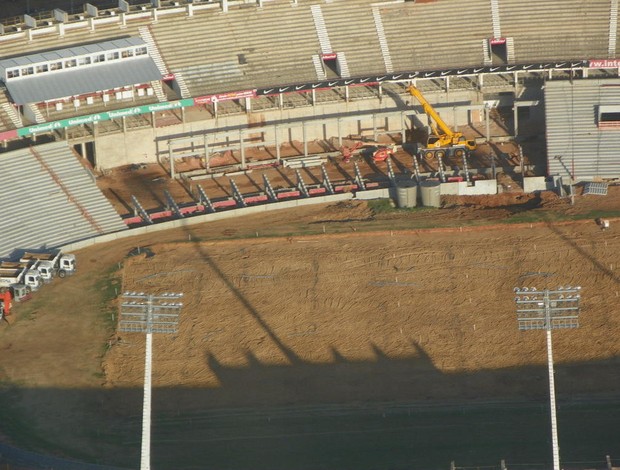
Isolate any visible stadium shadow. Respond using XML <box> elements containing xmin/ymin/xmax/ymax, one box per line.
<box><xmin>4</xmin><ymin>356</ymin><xmax>620</xmax><ymax>470</ymax></box>
<box><xmin>545</xmin><ymin>221</ymin><xmax>620</xmax><ymax>284</ymax></box>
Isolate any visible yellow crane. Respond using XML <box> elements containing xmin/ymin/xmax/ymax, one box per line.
<box><xmin>406</xmin><ymin>84</ymin><xmax>476</xmax><ymax>153</ymax></box>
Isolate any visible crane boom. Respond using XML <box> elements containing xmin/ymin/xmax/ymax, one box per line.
<box><xmin>406</xmin><ymin>85</ymin><xmax>476</xmax><ymax>151</ymax></box>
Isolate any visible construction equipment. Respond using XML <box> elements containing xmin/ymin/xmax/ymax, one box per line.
<box><xmin>406</xmin><ymin>84</ymin><xmax>476</xmax><ymax>154</ymax></box>
<box><xmin>0</xmin><ymin>263</ymin><xmax>42</xmax><ymax>295</ymax></box>
<box><xmin>0</xmin><ymin>287</ymin><xmax>12</xmax><ymax>320</ymax></box>
<box><xmin>20</xmin><ymin>250</ymin><xmax>76</xmax><ymax>281</ymax></box>
<box><xmin>340</xmin><ymin>141</ymin><xmax>396</xmax><ymax>163</ymax></box>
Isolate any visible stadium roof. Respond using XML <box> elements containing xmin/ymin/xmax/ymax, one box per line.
<box><xmin>0</xmin><ymin>37</ymin><xmax>160</xmax><ymax>104</ymax></box>
<box><xmin>4</xmin><ymin>56</ymin><xmax>161</xmax><ymax>104</ymax></box>
<box><xmin>0</xmin><ymin>37</ymin><xmax>145</xmax><ymax>70</ymax></box>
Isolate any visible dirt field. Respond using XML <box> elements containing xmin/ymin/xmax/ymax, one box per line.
<box><xmin>2</xmin><ymin>189</ymin><xmax>620</xmax><ymax>469</ymax></box>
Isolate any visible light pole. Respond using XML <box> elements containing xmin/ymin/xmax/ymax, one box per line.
<box><xmin>120</xmin><ymin>292</ymin><xmax>183</xmax><ymax>470</ymax></box>
<box><xmin>514</xmin><ymin>286</ymin><xmax>581</xmax><ymax>470</ymax></box>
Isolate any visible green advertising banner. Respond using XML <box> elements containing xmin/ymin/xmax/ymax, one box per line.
<box><xmin>17</xmin><ymin>98</ymin><xmax>195</xmax><ymax>137</ymax></box>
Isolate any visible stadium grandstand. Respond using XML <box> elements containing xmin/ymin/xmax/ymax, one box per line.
<box><xmin>3</xmin><ymin>1</ymin><xmax>620</xmax><ymax>469</ymax></box>
<box><xmin>1</xmin><ymin>0</ymin><xmax>620</xmax><ymax>251</ymax></box>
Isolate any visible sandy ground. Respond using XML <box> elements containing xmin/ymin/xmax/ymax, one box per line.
<box><xmin>103</xmin><ymin>216</ymin><xmax>620</xmax><ymax>408</ymax></box>
<box><xmin>96</xmin><ymin>137</ymin><xmax>528</xmax><ymax>217</ymax></box>
<box><xmin>1</xmin><ymin>192</ymin><xmax>620</xmax><ymax>467</ymax></box>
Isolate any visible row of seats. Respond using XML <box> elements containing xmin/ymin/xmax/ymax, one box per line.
<box><xmin>0</xmin><ymin>142</ymin><xmax>126</xmax><ymax>258</ymax></box>
<box><xmin>0</xmin><ymin>0</ymin><xmax>616</xmax><ymax>121</ymax></box>
<box><xmin>500</xmin><ymin>0</ymin><xmax>610</xmax><ymax>62</ymax></box>
<box><xmin>152</xmin><ymin>1</ymin><xmax>320</xmax><ymax>97</ymax></box>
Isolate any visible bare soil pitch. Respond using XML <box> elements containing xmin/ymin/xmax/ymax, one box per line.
<box><xmin>2</xmin><ymin>194</ymin><xmax>620</xmax><ymax>468</ymax></box>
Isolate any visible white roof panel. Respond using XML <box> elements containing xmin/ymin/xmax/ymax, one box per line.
<box><xmin>5</xmin><ymin>56</ymin><xmax>161</xmax><ymax>104</ymax></box>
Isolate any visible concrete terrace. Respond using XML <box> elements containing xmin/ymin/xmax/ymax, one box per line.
<box><xmin>0</xmin><ymin>0</ymin><xmax>615</xmax><ymax>131</ymax></box>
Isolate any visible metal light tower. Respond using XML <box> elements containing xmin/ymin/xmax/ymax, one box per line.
<box><xmin>120</xmin><ymin>292</ymin><xmax>183</xmax><ymax>470</ymax></box>
<box><xmin>514</xmin><ymin>286</ymin><xmax>581</xmax><ymax>470</ymax></box>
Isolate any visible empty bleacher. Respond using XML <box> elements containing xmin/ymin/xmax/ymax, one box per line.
<box><xmin>152</xmin><ymin>1</ymin><xmax>320</xmax><ymax>96</ymax></box>
<box><xmin>317</xmin><ymin>0</ymin><xmax>386</xmax><ymax>77</ymax></box>
<box><xmin>500</xmin><ymin>0</ymin><xmax>610</xmax><ymax>62</ymax></box>
<box><xmin>0</xmin><ymin>141</ymin><xmax>126</xmax><ymax>259</ymax></box>
<box><xmin>0</xmin><ymin>87</ymin><xmax>18</xmax><ymax>131</ymax></box>
<box><xmin>382</xmin><ymin>0</ymin><xmax>493</xmax><ymax>71</ymax></box>
<box><xmin>0</xmin><ymin>0</ymin><xmax>615</xmax><ymax>136</ymax></box>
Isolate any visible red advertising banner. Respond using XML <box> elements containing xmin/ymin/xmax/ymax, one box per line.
<box><xmin>0</xmin><ymin>129</ymin><xmax>18</xmax><ymax>141</ymax></box>
<box><xmin>490</xmin><ymin>37</ymin><xmax>506</xmax><ymax>45</ymax></box>
<box><xmin>321</xmin><ymin>52</ymin><xmax>337</xmax><ymax>60</ymax></box>
<box><xmin>194</xmin><ymin>89</ymin><xmax>257</xmax><ymax>105</ymax></box>
<box><xmin>589</xmin><ymin>59</ymin><xmax>620</xmax><ymax>68</ymax></box>
<box><xmin>162</xmin><ymin>73</ymin><xmax>175</xmax><ymax>81</ymax></box>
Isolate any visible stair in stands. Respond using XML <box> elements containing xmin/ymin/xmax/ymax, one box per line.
<box><xmin>1</xmin><ymin>102</ymin><xmax>22</xmax><ymax>127</ymax></box>
<box><xmin>490</xmin><ymin>0</ymin><xmax>502</xmax><ymax>39</ymax></box>
<box><xmin>312</xmin><ymin>54</ymin><xmax>327</xmax><ymax>80</ymax></box>
<box><xmin>311</xmin><ymin>4</ymin><xmax>333</xmax><ymax>54</ymax></box>
<box><xmin>372</xmin><ymin>7</ymin><xmax>393</xmax><ymax>73</ymax></box>
<box><xmin>609</xmin><ymin>0</ymin><xmax>619</xmax><ymax>57</ymax></box>
<box><xmin>139</xmin><ymin>25</ymin><xmax>169</xmax><ymax>75</ymax></box>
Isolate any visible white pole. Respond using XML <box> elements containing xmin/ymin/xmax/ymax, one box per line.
<box><xmin>546</xmin><ymin>321</ymin><xmax>561</xmax><ymax>470</ymax></box>
<box><xmin>140</xmin><ymin>331</ymin><xmax>153</xmax><ymax>470</ymax></box>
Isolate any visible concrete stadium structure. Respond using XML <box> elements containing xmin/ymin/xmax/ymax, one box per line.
<box><xmin>2</xmin><ymin>1</ymin><xmax>620</xmax><ymax>468</ymax></box>
<box><xmin>0</xmin><ymin>0</ymin><xmax>618</xmax><ymax>168</ymax></box>
<box><xmin>2</xmin><ymin>0</ymin><xmax>620</xmax><ymax>253</ymax></box>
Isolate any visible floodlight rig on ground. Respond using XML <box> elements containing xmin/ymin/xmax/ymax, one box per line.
<box><xmin>120</xmin><ymin>291</ymin><xmax>183</xmax><ymax>470</ymax></box>
<box><xmin>514</xmin><ymin>286</ymin><xmax>581</xmax><ymax>470</ymax></box>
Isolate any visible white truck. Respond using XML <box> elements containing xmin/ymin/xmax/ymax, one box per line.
<box><xmin>20</xmin><ymin>250</ymin><xmax>76</xmax><ymax>282</ymax></box>
<box><xmin>0</xmin><ymin>264</ymin><xmax>43</xmax><ymax>295</ymax></box>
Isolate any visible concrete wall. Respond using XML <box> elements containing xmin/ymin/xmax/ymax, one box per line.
<box><xmin>355</xmin><ymin>188</ymin><xmax>391</xmax><ymax>200</ymax></box>
<box><xmin>60</xmin><ymin>192</ymin><xmax>355</xmax><ymax>252</ymax></box>
<box><xmin>440</xmin><ymin>179</ymin><xmax>498</xmax><ymax>196</ymax></box>
<box><xmin>93</xmin><ymin>89</ymin><xmax>482</xmax><ymax>169</ymax></box>
<box><xmin>523</xmin><ymin>176</ymin><xmax>548</xmax><ymax>192</ymax></box>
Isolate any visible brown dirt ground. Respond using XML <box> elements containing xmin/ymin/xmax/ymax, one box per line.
<box><xmin>95</xmin><ymin>138</ymin><xmax>526</xmax><ymax>217</ymax></box>
<box><xmin>2</xmin><ymin>187</ymin><xmax>620</xmax><ymax>466</ymax></box>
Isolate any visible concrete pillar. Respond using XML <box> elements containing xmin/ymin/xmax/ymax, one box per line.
<box><xmin>122</xmin><ymin>116</ymin><xmax>127</xmax><ymax>133</ymax></box>
<box><xmin>258</xmin><ymin>0</ymin><xmax>263</xmax><ymax>7</ymax></box>
<box><xmin>311</xmin><ymin>89</ymin><xmax>316</xmax><ymax>106</ymax></box>
<box><xmin>181</xmin><ymin>106</ymin><xmax>185</xmax><ymax>123</ymax></box>
<box><xmin>372</xmin><ymin>114</ymin><xmax>377</xmax><ymax>141</ymax></box>
<box><xmin>548</xmin><ymin>69</ymin><xmax>553</xmax><ymax>80</ymax></box>
<box><xmin>582</xmin><ymin>68</ymin><xmax>588</xmax><ymax>78</ymax></box>
<box><xmin>169</xmin><ymin>141</ymin><xmax>175</xmax><ymax>179</ymax></box>
<box><xmin>484</xmin><ymin>105</ymin><xmax>490</xmax><ymax>142</ymax></box>
<box><xmin>204</xmin><ymin>134</ymin><xmax>209</xmax><ymax>171</ymax></box>
<box><xmin>302</xmin><ymin>122</ymin><xmax>308</xmax><ymax>156</ymax></box>
<box><xmin>513</xmin><ymin>71</ymin><xmax>520</xmax><ymax>97</ymax></box>
<box><xmin>274</xmin><ymin>124</ymin><xmax>280</xmax><ymax>162</ymax></box>
<box><xmin>513</xmin><ymin>104</ymin><xmax>519</xmax><ymax>136</ymax></box>
<box><xmin>187</xmin><ymin>3</ymin><xmax>193</xmax><ymax>16</ymax></box>
<box><xmin>57</xmin><ymin>22</ymin><xmax>65</xmax><ymax>37</ymax></box>
<box><xmin>478</xmin><ymin>73</ymin><xmax>484</xmax><ymax>90</ymax></box>
<box><xmin>89</xmin><ymin>17</ymin><xmax>95</xmax><ymax>32</ymax></box>
<box><xmin>400</xmin><ymin>111</ymin><xmax>406</xmax><ymax>144</ymax></box>
<box><xmin>120</xmin><ymin>12</ymin><xmax>126</xmax><ymax>28</ymax></box>
<box><xmin>222</xmin><ymin>0</ymin><xmax>228</xmax><ymax>13</ymax></box>
<box><xmin>245</xmin><ymin>97</ymin><xmax>251</xmax><ymax>113</ymax></box>
<box><xmin>239</xmin><ymin>129</ymin><xmax>246</xmax><ymax>169</ymax></box>
<box><xmin>345</xmin><ymin>86</ymin><xmax>350</xmax><ymax>102</ymax></box>
<box><xmin>213</xmin><ymin>100</ymin><xmax>218</xmax><ymax>116</ymax></box>
<box><xmin>152</xmin><ymin>8</ymin><xmax>158</xmax><ymax>23</ymax></box>
<box><xmin>81</xmin><ymin>142</ymin><xmax>86</xmax><ymax>158</ymax></box>
<box><xmin>445</xmin><ymin>76</ymin><xmax>450</xmax><ymax>93</ymax></box>
<box><xmin>151</xmin><ymin>111</ymin><xmax>155</xmax><ymax>128</ymax></box>
<box><xmin>337</xmin><ymin>117</ymin><xmax>342</xmax><ymax>146</ymax></box>
<box><xmin>278</xmin><ymin>93</ymin><xmax>283</xmax><ymax>109</ymax></box>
